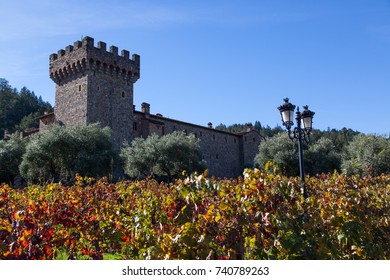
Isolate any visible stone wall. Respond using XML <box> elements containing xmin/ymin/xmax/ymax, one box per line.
<box><xmin>86</xmin><ymin>74</ymin><xmax>134</xmax><ymax>149</ymax></box>
<box><xmin>240</xmin><ymin>130</ymin><xmax>263</xmax><ymax>168</ymax></box>
<box><xmin>54</xmin><ymin>75</ymin><xmax>89</xmax><ymax>127</ymax></box>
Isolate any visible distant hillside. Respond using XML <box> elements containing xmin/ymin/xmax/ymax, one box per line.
<box><xmin>0</xmin><ymin>78</ymin><xmax>53</xmax><ymax>139</ymax></box>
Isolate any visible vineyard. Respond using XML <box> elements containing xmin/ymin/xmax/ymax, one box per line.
<box><xmin>1</xmin><ymin>168</ymin><xmax>389</xmax><ymax>260</ymax></box>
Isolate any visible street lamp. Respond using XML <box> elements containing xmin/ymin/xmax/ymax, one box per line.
<box><xmin>278</xmin><ymin>98</ymin><xmax>315</xmax><ymax>199</ymax></box>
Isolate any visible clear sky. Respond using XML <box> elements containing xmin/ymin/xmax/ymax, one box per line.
<box><xmin>1</xmin><ymin>0</ymin><xmax>389</xmax><ymax>135</ymax></box>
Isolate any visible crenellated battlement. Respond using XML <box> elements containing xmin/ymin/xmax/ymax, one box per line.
<box><xmin>49</xmin><ymin>36</ymin><xmax>138</xmax><ymax>62</ymax></box>
<box><xmin>49</xmin><ymin>36</ymin><xmax>140</xmax><ymax>84</ymax></box>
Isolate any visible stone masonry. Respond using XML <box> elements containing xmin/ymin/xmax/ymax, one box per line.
<box><xmin>46</xmin><ymin>36</ymin><xmax>261</xmax><ymax>178</ymax></box>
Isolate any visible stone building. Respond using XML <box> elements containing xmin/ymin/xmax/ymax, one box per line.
<box><xmin>49</xmin><ymin>36</ymin><xmax>140</xmax><ymax>149</ymax></box>
<box><xmin>43</xmin><ymin>36</ymin><xmax>261</xmax><ymax>178</ymax></box>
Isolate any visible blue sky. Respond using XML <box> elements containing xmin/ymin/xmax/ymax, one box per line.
<box><xmin>1</xmin><ymin>0</ymin><xmax>389</xmax><ymax>135</ymax></box>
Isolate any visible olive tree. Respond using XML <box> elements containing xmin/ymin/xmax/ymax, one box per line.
<box><xmin>342</xmin><ymin>134</ymin><xmax>390</xmax><ymax>176</ymax></box>
<box><xmin>254</xmin><ymin>133</ymin><xmax>299</xmax><ymax>176</ymax></box>
<box><xmin>121</xmin><ymin>131</ymin><xmax>206</xmax><ymax>181</ymax></box>
<box><xmin>120</xmin><ymin>134</ymin><xmax>159</xmax><ymax>178</ymax></box>
<box><xmin>0</xmin><ymin>134</ymin><xmax>26</xmax><ymax>184</ymax></box>
<box><xmin>20</xmin><ymin>124</ymin><xmax>115</xmax><ymax>182</ymax></box>
<box><xmin>305</xmin><ymin>137</ymin><xmax>341</xmax><ymax>174</ymax></box>
<box><xmin>255</xmin><ymin>133</ymin><xmax>342</xmax><ymax>176</ymax></box>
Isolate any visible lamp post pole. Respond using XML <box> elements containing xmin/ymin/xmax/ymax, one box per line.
<box><xmin>278</xmin><ymin>98</ymin><xmax>315</xmax><ymax>199</ymax></box>
<box><xmin>295</xmin><ymin>108</ymin><xmax>307</xmax><ymax>198</ymax></box>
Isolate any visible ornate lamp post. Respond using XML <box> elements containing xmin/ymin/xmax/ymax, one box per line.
<box><xmin>278</xmin><ymin>98</ymin><xmax>315</xmax><ymax>199</ymax></box>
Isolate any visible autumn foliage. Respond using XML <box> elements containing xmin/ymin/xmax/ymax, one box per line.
<box><xmin>1</xmin><ymin>169</ymin><xmax>389</xmax><ymax>260</ymax></box>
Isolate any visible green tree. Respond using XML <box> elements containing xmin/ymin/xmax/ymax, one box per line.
<box><xmin>120</xmin><ymin>134</ymin><xmax>159</xmax><ymax>178</ymax></box>
<box><xmin>260</xmin><ymin>124</ymin><xmax>284</xmax><ymax>138</ymax></box>
<box><xmin>0</xmin><ymin>79</ymin><xmax>18</xmax><ymax>138</ymax></box>
<box><xmin>215</xmin><ymin>123</ymin><xmax>228</xmax><ymax>131</ymax></box>
<box><xmin>255</xmin><ymin>133</ymin><xmax>342</xmax><ymax>176</ymax></box>
<box><xmin>0</xmin><ymin>134</ymin><xmax>27</xmax><ymax>184</ymax></box>
<box><xmin>310</xmin><ymin>127</ymin><xmax>360</xmax><ymax>152</ymax></box>
<box><xmin>254</xmin><ymin>120</ymin><xmax>262</xmax><ymax>131</ymax></box>
<box><xmin>19</xmin><ymin>124</ymin><xmax>115</xmax><ymax>182</ymax></box>
<box><xmin>342</xmin><ymin>134</ymin><xmax>390</xmax><ymax>176</ymax></box>
<box><xmin>254</xmin><ymin>133</ymin><xmax>299</xmax><ymax>176</ymax></box>
<box><xmin>305</xmin><ymin>137</ymin><xmax>341</xmax><ymax>174</ymax></box>
<box><xmin>121</xmin><ymin>131</ymin><xmax>206</xmax><ymax>181</ymax></box>
<box><xmin>215</xmin><ymin>121</ymin><xmax>283</xmax><ymax>138</ymax></box>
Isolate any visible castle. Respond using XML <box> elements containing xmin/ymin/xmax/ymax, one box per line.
<box><xmin>40</xmin><ymin>36</ymin><xmax>262</xmax><ymax>178</ymax></box>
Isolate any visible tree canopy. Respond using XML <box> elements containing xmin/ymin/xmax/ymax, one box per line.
<box><xmin>19</xmin><ymin>124</ymin><xmax>115</xmax><ymax>182</ymax></box>
<box><xmin>254</xmin><ymin>131</ymin><xmax>390</xmax><ymax>177</ymax></box>
<box><xmin>254</xmin><ymin>133</ymin><xmax>300</xmax><ymax>176</ymax></box>
<box><xmin>254</xmin><ymin>133</ymin><xmax>342</xmax><ymax>176</ymax></box>
<box><xmin>342</xmin><ymin>134</ymin><xmax>390</xmax><ymax>176</ymax></box>
<box><xmin>0</xmin><ymin>134</ymin><xmax>27</xmax><ymax>185</ymax></box>
<box><xmin>215</xmin><ymin>121</ymin><xmax>283</xmax><ymax>138</ymax></box>
<box><xmin>121</xmin><ymin>131</ymin><xmax>206</xmax><ymax>181</ymax></box>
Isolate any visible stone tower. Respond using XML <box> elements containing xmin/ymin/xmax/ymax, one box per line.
<box><xmin>49</xmin><ymin>36</ymin><xmax>140</xmax><ymax>148</ymax></box>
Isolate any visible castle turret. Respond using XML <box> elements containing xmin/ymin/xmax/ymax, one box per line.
<box><xmin>49</xmin><ymin>36</ymin><xmax>140</xmax><ymax>149</ymax></box>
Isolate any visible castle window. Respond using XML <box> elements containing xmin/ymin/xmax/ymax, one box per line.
<box><xmin>216</xmin><ymin>154</ymin><xmax>219</xmax><ymax>159</ymax></box>
<box><xmin>79</xmin><ymin>85</ymin><xmax>81</xmax><ymax>91</ymax></box>
<box><xmin>133</xmin><ymin>122</ymin><xmax>137</xmax><ymax>131</ymax></box>
<box><xmin>122</xmin><ymin>92</ymin><xmax>125</xmax><ymax>98</ymax></box>
<box><xmin>234</xmin><ymin>139</ymin><xmax>237</xmax><ymax>144</ymax></box>
<box><xmin>97</xmin><ymin>86</ymin><xmax>100</xmax><ymax>91</ymax></box>
<box><xmin>199</xmin><ymin>131</ymin><xmax>203</xmax><ymax>137</ymax></box>
<box><xmin>213</xmin><ymin>135</ymin><xmax>215</xmax><ymax>141</ymax></box>
<box><xmin>253</xmin><ymin>137</ymin><xmax>256</xmax><ymax>142</ymax></box>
